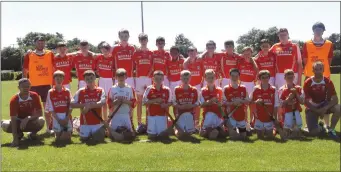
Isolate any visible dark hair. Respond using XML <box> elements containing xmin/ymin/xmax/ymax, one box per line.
<box><xmin>156</xmin><ymin>36</ymin><xmax>165</xmax><ymax>43</ymax></box>
<box><xmin>57</xmin><ymin>41</ymin><xmax>67</xmax><ymax>48</ymax></box>
<box><xmin>187</xmin><ymin>46</ymin><xmax>197</xmax><ymax>51</ymax></box>
<box><xmin>258</xmin><ymin>70</ymin><xmax>271</xmax><ymax>79</ymax></box>
<box><xmin>138</xmin><ymin>33</ymin><xmax>148</xmax><ymax>40</ymax></box>
<box><xmin>116</xmin><ymin>68</ymin><xmax>127</xmax><ymax>76</ymax></box>
<box><xmin>83</xmin><ymin>70</ymin><xmax>96</xmax><ymax>77</ymax></box>
<box><xmin>242</xmin><ymin>46</ymin><xmax>253</xmax><ymax>53</ymax></box>
<box><xmin>206</xmin><ymin>40</ymin><xmax>216</xmax><ymax>47</ymax></box>
<box><xmin>118</xmin><ymin>29</ymin><xmax>129</xmax><ymax>36</ymax></box>
<box><xmin>153</xmin><ymin>70</ymin><xmax>164</xmax><ymax>76</ymax></box>
<box><xmin>34</xmin><ymin>35</ymin><xmax>45</xmax><ymax>42</ymax></box>
<box><xmin>260</xmin><ymin>39</ymin><xmax>270</xmax><ymax>44</ymax></box>
<box><xmin>224</xmin><ymin>40</ymin><xmax>234</xmax><ymax>47</ymax></box>
<box><xmin>229</xmin><ymin>68</ymin><xmax>240</xmax><ymax>75</ymax></box>
<box><xmin>312</xmin><ymin>22</ymin><xmax>326</xmax><ymax>31</ymax></box>
<box><xmin>170</xmin><ymin>46</ymin><xmax>180</xmax><ymax>52</ymax></box>
<box><xmin>80</xmin><ymin>40</ymin><xmax>89</xmax><ymax>46</ymax></box>
<box><xmin>277</xmin><ymin>28</ymin><xmax>289</xmax><ymax>34</ymax></box>
<box><xmin>98</xmin><ymin>41</ymin><xmax>111</xmax><ymax>50</ymax></box>
<box><xmin>18</xmin><ymin>78</ymin><xmax>30</xmax><ymax>86</ymax></box>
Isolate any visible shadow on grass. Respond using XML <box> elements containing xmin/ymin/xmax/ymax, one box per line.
<box><xmin>227</xmin><ymin>137</ymin><xmax>255</xmax><ymax>143</ymax></box>
<box><xmin>159</xmin><ymin>137</ymin><xmax>178</xmax><ymax>144</ymax></box>
<box><xmin>302</xmin><ymin>130</ymin><xmax>341</xmax><ymax>143</ymax></box>
<box><xmin>1</xmin><ymin>138</ymin><xmax>44</xmax><ymax>150</ymax></box>
<box><xmin>50</xmin><ymin>140</ymin><xmax>73</xmax><ymax>148</ymax></box>
<box><xmin>178</xmin><ymin>135</ymin><xmax>202</xmax><ymax>144</ymax></box>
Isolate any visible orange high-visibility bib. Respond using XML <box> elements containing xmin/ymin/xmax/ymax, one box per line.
<box><xmin>304</xmin><ymin>40</ymin><xmax>332</xmax><ymax>78</ymax></box>
<box><xmin>28</xmin><ymin>51</ymin><xmax>53</xmax><ymax>86</ymax></box>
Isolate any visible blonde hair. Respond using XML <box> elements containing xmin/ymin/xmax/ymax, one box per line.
<box><xmin>313</xmin><ymin>61</ymin><xmax>324</xmax><ymax>69</ymax></box>
<box><xmin>204</xmin><ymin>69</ymin><xmax>215</xmax><ymax>77</ymax></box>
<box><xmin>53</xmin><ymin>70</ymin><xmax>65</xmax><ymax>78</ymax></box>
<box><xmin>181</xmin><ymin>70</ymin><xmax>191</xmax><ymax>76</ymax></box>
<box><xmin>258</xmin><ymin>70</ymin><xmax>270</xmax><ymax>79</ymax></box>
<box><xmin>284</xmin><ymin>69</ymin><xmax>295</xmax><ymax>77</ymax></box>
<box><xmin>115</xmin><ymin>68</ymin><xmax>127</xmax><ymax>76</ymax></box>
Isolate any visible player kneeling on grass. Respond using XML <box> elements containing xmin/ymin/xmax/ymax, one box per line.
<box><xmin>279</xmin><ymin>69</ymin><xmax>304</xmax><ymax>139</ymax></box>
<box><xmin>251</xmin><ymin>70</ymin><xmax>280</xmax><ymax>139</ymax></box>
<box><xmin>223</xmin><ymin>68</ymin><xmax>250</xmax><ymax>140</ymax></box>
<box><xmin>172</xmin><ymin>70</ymin><xmax>199</xmax><ymax>139</ymax></box>
<box><xmin>71</xmin><ymin>70</ymin><xmax>106</xmax><ymax>142</ymax></box>
<box><xmin>142</xmin><ymin>71</ymin><xmax>172</xmax><ymax>140</ymax></box>
<box><xmin>107</xmin><ymin>68</ymin><xmax>137</xmax><ymax>142</ymax></box>
<box><xmin>46</xmin><ymin>70</ymin><xmax>73</xmax><ymax>141</ymax></box>
<box><xmin>1</xmin><ymin>78</ymin><xmax>45</xmax><ymax>147</ymax></box>
<box><xmin>199</xmin><ymin>69</ymin><xmax>226</xmax><ymax>140</ymax></box>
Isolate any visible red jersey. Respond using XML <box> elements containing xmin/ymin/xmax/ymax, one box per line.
<box><xmin>143</xmin><ymin>84</ymin><xmax>171</xmax><ymax>116</ymax></box>
<box><xmin>152</xmin><ymin>50</ymin><xmax>171</xmax><ymax>75</ymax></box>
<box><xmin>221</xmin><ymin>53</ymin><xmax>242</xmax><ymax>78</ymax></box>
<box><xmin>10</xmin><ymin>91</ymin><xmax>42</xmax><ymax>119</ymax></box>
<box><xmin>72</xmin><ymin>86</ymin><xmax>106</xmax><ymax>125</ymax></box>
<box><xmin>133</xmin><ymin>49</ymin><xmax>153</xmax><ymax>77</ymax></box>
<box><xmin>238</xmin><ymin>58</ymin><xmax>257</xmax><ymax>82</ymax></box>
<box><xmin>279</xmin><ymin>84</ymin><xmax>303</xmax><ymax>113</ymax></box>
<box><xmin>46</xmin><ymin>87</ymin><xmax>72</xmax><ymax>114</ymax></box>
<box><xmin>270</xmin><ymin>41</ymin><xmax>300</xmax><ymax>73</ymax></box>
<box><xmin>255</xmin><ymin>51</ymin><xmax>276</xmax><ymax>77</ymax></box>
<box><xmin>112</xmin><ymin>44</ymin><xmax>135</xmax><ymax>77</ymax></box>
<box><xmin>53</xmin><ymin>55</ymin><xmax>73</xmax><ymax>85</ymax></box>
<box><xmin>251</xmin><ymin>85</ymin><xmax>279</xmax><ymax>122</ymax></box>
<box><xmin>167</xmin><ymin>57</ymin><xmax>185</xmax><ymax>82</ymax></box>
<box><xmin>200</xmin><ymin>86</ymin><xmax>223</xmax><ymax>118</ymax></box>
<box><xmin>184</xmin><ymin>58</ymin><xmax>203</xmax><ymax>86</ymax></box>
<box><xmin>303</xmin><ymin>77</ymin><xmax>336</xmax><ymax>106</ymax></box>
<box><xmin>72</xmin><ymin>53</ymin><xmax>96</xmax><ymax>81</ymax></box>
<box><xmin>201</xmin><ymin>53</ymin><xmax>222</xmax><ymax>78</ymax></box>
<box><xmin>173</xmin><ymin>85</ymin><xmax>199</xmax><ymax>115</ymax></box>
<box><xmin>95</xmin><ymin>55</ymin><xmax>114</xmax><ymax>78</ymax></box>
<box><xmin>223</xmin><ymin>84</ymin><xmax>247</xmax><ymax>121</ymax></box>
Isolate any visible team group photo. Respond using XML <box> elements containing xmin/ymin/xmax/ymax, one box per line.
<box><xmin>1</xmin><ymin>1</ymin><xmax>340</xmax><ymax>171</ymax></box>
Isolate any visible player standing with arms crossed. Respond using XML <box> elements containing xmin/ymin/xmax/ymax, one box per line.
<box><xmin>152</xmin><ymin>37</ymin><xmax>171</xmax><ymax>87</ymax></box>
<box><xmin>220</xmin><ymin>40</ymin><xmax>242</xmax><ymax>88</ymax></box>
<box><xmin>254</xmin><ymin>39</ymin><xmax>276</xmax><ymax>86</ymax></box>
<box><xmin>200</xmin><ymin>41</ymin><xmax>222</xmax><ymax>86</ymax></box>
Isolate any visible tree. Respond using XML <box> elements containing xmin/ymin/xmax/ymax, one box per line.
<box><xmin>66</xmin><ymin>38</ymin><xmax>100</xmax><ymax>53</ymax></box>
<box><xmin>1</xmin><ymin>46</ymin><xmax>24</xmax><ymax>71</ymax></box>
<box><xmin>327</xmin><ymin>33</ymin><xmax>340</xmax><ymax>50</ymax></box>
<box><xmin>332</xmin><ymin>49</ymin><xmax>340</xmax><ymax>66</ymax></box>
<box><xmin>17</xmin><ymin>32</ymin><xmax>64</xmax><ymax>51</ymax></box>
<box><xmin>174</xmin><ymin>34</ymin><xmax>193</xmax><ymax>58</ymax></box>
<box><xmin>292</xmin><ymin>40</ymin><xmax>305</xmax><ymax>52</ymax></box>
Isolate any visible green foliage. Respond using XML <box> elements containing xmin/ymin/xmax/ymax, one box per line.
<box><xmin>328</xmin><ymin>33</ymin><xmax>340</xmax><ymax>50</ymax></box>
<box><xmin>17</xmin><ymin>32</ymin><xmax>64</xmax><ymax>51</ymax></box>
<box><xmin>332</xmin><ymin>49</ymin><xmax>340</xmax><ymax>66</ymax></box>
<box><xmin>1</xmin><ymin>46</ymin><xmax>24</xmax><ymax>71</ymax></box>
<box><xmin>175</xmin><ymin>34</ymin><xmax>193</xmax><ymax>58</ymax></box>
<box><xmin>0</xmin><ymin>71</ymin><xmax>22</xmax><ymax>81</ymax></box>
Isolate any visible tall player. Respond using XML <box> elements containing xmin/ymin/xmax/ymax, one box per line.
<box><xmin>152</xmin><ymin>37</ymin><xmax>171</xmax><ymax>87</ymax></box>
<box><xmin>220</xmin><ymin>40</ymin><xmax>242</xmax><ymax>88</ymax></box>
<box><xmin>254</xmin><ymin>39</ymin><xmax>276</xmax><ymax>86</ymax></box>
<box><xmin>133</xmin><ymin>33</ymin><xmax>154</xmax><ymax>128</ymax></box>
<box><xmin>200</xmin><ymin>40</ymin><xmax>222</xmax><ymax>86</ymax></box>
<box><xmin>270</xmin><ymin>28</ymin><xmax>303</xmax><ymax>88</ymax></box>
<box><xmin>53</xmin><ymin>42</ymin><xmax>73</xmax><ymax>90</ymax></box>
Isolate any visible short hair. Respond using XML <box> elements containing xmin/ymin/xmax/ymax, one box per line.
<box><xmin>312</xmin><ymin>22</ymin><xmax>326</xmax><ymax>31</ymax></box>
<box><xmin>229</xmin><ymin>68</ymin><xmax>240</xmax><ymax>75</ymax></box>
<box><xmin>53</xmin><ymin>70</ymin><xmax>65</xmax><ymax>78</ymax></box>
<box><xmin>138</xmin><ymin>33</ymin><xmax>148</xmax><ymax>40</ymax></box>
<box><xmin>80</xmin><ymin>40</ymin><xmax>89</xmax><ymax>46</ymax></box>
<box><xmin>156</xmin><ymin>36</ymin><xmax>165</xmax><ymax>43</ymax></box>
<box><xmin>180</xmin><ymin>70</ymin><xmax>191</xmax><ymax>76</ymax></box>
<box><xmin>204</xmin><ymin>69</ymin><xmax>215</xmax><ymax>77</ymax></box>
<box><xmin>116</xmin><ymin>68</ymin><xmax>127</xmax><ymax>76</ymax></box>
<box><xmin>118</xmin><ymin>29</ymin><xmax>129</xmax><ymax>36</ymax></box>
<box><xmin>98</xmin><ymin>41</ymin><xmax>111</xmax><ymax>50</ymax></box>
<box><xmin>170</xmin><ymin>46</ymin><xmax>180</xmax><ymax>52</ymax></box>
<box><xmin>57</xmin><ymin>41</ymin><xmax>67</xmax><ymax>48</ymax></box>
<box><xmin>224</xmin><ymin>40</ymin><xmax>235</xmax><ymax>47</ymax></box>
<box><xmin>242</xmin><ymin>46</ymin><xmax>253</xmax><ymax>53</ymax></box>
<box><xmin>258</xmin><ymin>70</ymin><xmax>271</xmax><ymax>79</ymax></box>
<box><xmin>284</xmin><ymin>69</ymin><xmax>295</xmax><ymax>77</ymax></box>
<box><xmin>206</xmin><ymin>40</ymin><xmax>216</xmax><ymax>47</ymax></box>
<box><xmin>260</xmin><ymin>39</ymin><xmax>270</xmax><ymax>44</ymax></box>
<box><xmin>83</xmin><ymin>70</ymin><xmax>96</xmax><ymax>77</ymax></box>
<box><xmin>313</xmin><ymin>61</ymin><xmax>324</xmax><ymax>69</ymax></box>
<box><xmin>18</xmin><ymin>78</ymin><xmax>30</xmax><ymax>86</ymax></box>
<box><xmin>34</xmin><ymin>35</ymin><xmax>45</xmax><ymax>42</ymax></box>
<box><xmin>153</xmin><ymin>70</ymin><xmax>164</xmax><ymax>77</ymax></box>
<box><xmin>277</xmin><ymin>28</ymin><xmax>289</xmax><ymax>34</ymax></box>
<box><xmin>187</xmin><ymin>46</ymin><xmax>197</xmax><ymax>51</ymax></box>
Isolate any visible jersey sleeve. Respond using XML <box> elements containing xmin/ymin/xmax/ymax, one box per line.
<box><xmin>303</xmin><ymin>80</ymin><xmax>312</xmax><ymax>100</ymax></box>
<box><xmin>9</xmin><ymin>96</ymin><xmax>18</xmax><ymax>117</ymax></box>
<box><xmin>99</xmin><ymin>89</ymin><xmax>106</xmax><ymax>104</ymax></box>
<box><xmin>302</xmin><ymin>43</ymin><xmax>307</xmax><ymax>61</ymax></box>
<box><xmin>142</xmin><ymin>86</ymin><xmax>151</xmax><ymax>104</ymax></box>
<box><xmin>46</xmin><ymin>90</ymin><xmax>54</xmax><ymax>112</ymax></box>
<box><xmin>32</xmin><ymin>93</ymin><xmax>43</xmax><ymax>111</ymax></box>
<box><xmin>23</xmin><ymin>53</ymin><xmax>30</xmax><ymax>70</ymax></box>
<box><xmin>71</xmin><ymin>90</ymin><xmax>80</xmax><ymax>104</ymax></box>
<box><xmin>295</xmin><ymin>43</ymin><xmax>302</xmax><ymax>68</ymax></box>
<box><xmin>107</xmin><ymin>88</ymin><xmax>113</xmax><ymax>108</ymax></box>
<box><xmin>327</xmin><ymin>79</ymin><xmax>337</xmax><ymax>98</ymax></box>
<box><xmin>222</xmin><ymin>87</ymin><xmax>227</xmax><ymax>103</ymax></box>
<box><xmin>199</xmin><ymin>89</ymin><xmax>205</xmax><ymax>104</ymax></box>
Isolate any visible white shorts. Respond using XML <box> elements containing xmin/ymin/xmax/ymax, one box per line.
<box><xmin>275</xmin><ymin>73</ymin><xmax>298</xmax><ymax>89</ymax></box>
<box><xmin>52</xmin><ymin>113</ymin><xmax>72</xmax><ymax>132</ymax></box>
<box><xmin>202</xmin><ymin>112</ymin><xmax>223</xmax><ymax>129</ymax></box>
<box><xmin>78</xmin><ymin>80</ymin><xmax>86</xmax><ymax>90</ymax></box>
<box><xmin>115</xmin><ymin>77</ymin><xmax>135</xmax><ymax>89</ymax></box>
<box><xmin>176</xmin><ymin>112</ymin><xmax>195</xmax><ymax>133</ymax></box>
<box><xmin>284</xmin><ymin>110</ymin><xmax>303</xmax><ymax>129</ymax></box>
<box><xmin>79</xmin><ymin>124</ymin><xmax>104</xmax><ymax>138</ymax></box>
<box><xmin>147</xmin><ymin>116</ymin><xmax>167</xmax><ymax>135</ymax></box>
<box><xmin>241</xmin><ymin>81</ymin><xmax>255</xmax><ymax>97</ymax></box>
<box><xmin>98</xmin><ymin>77</ymin><xmax>113</xmax><ymax>96</ymax></box>
<box><xmin>63</xmin><ymin>84</ymin><xmax>71</xmax><ymax>90</ymax></box>
<box><xmin>203</xmin><ymin>80</ymin><xmax>220</xmax><ymax>87</ymax></box>
<box><xmin>110</xmin><ymin>113</ymin><xmax>133</xmax><ymax>132</ymax></box>
<box><xmin>228</xmin><ymin>117</ymin><xmax>246</xmax><ymax>129</ymax></box>
<box><xmin>221</xmin><ymin>78</ymin><xmax>231</xmax><ymax>88</ymax></box>
<box><xmin>135</xmin><ymin>77</ymin><xmax>152</xmax><ymax>95</ymax></box>
<box><xmin>254</xmin><ymin>119</ymin><xmax>273</xmax><ymax>131</ymax></box>
<box><xmin>163</xmin><ymin>76</ymin><xmax>170</xmax><ymax>87</ymax></box>
<box><xmin>169</xmin><ymin>80</ymin><xmax>181</xmax><ymax>92</ymax></box>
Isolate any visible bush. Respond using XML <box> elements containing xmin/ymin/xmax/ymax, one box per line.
<box><xmin>1</xmin><ymin>71</ymin><xmax>15</xmax><ymax>81</ymax></box>
<box><xmin>15</xmin><ymin>72</ymin><xmax>23</xmax><ymax>80</ymax></box>
<box><xmin>330</xmin><ymin>66</ymin><xmax>341</xmax><ymax>74</ymax></box>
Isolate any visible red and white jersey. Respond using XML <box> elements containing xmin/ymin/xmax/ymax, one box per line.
<box><xmin>72</xmin><ymin>86</ymin><xmax>106</xmax><ymax>125</ymax></box>
<box><xmin>95</xmin><ymin>55</ymin><xmax>114</xmax><ymax>78</ymax></box>
<box><xmin>152</xmin><ymin>50</ymin><xmax>171</xmax><ymax>75</ymax></box>
<box><xmin>201</xmin><ymin>53</ymin><xmax>222</xmax><ymax>78</ymax></box>
<box><xmin>238</xmin><ymin>58</ymin><xmax>257</xmax><ymax>82</ymax></box>
<box><xmin>10</xmin><ymin>91</ymin><xmax>42</xmax><ymax>119</ymax></box>
<box><xmin>107</xmin><ymin>84</ymin><xmax>136</xmax><ymax>115</ymax></box>
<box><xmin>279</xmin><ymin>84</ymin><xmax>303</xmax><ymax>113</ymax></box>
<box><xmin>254</xmin><ymin>51</ymin><xmax>276</xmax><ymax>77</ymax></box>
<box><xmin>167</xmin><ymin>57</ymin><xmax>185</xmax><ymax>82</ymax></box>
<box><xmin>53</xmin><ymin>55</ymin><xmax>73</xmax><ymax>85</ymax></box>
<box><xmin>184</xmin><ymin>58</ymin><xmax>203</xmax><ymax>86</ymax></box>
<box><xmin>112</xmin><ymin>44</ymin><xmax>135</xmax><ymax>77</ymax></box>
<box><xmin>221</xmin><ymin>53</ymin><xmax>242</xmax><ymax>78</ymax></box>
<box><xmin>46</xmin><ymin>87</ymin><xmax>72</xmax><ymax>114</ymax></box>
<box><xmin>72</xmin><ymin>53</ymin><xmax>96</xmax><ymax>81</ymax></box>
<box><xmin>142</xmin><ymin>84</ymin><xmax>171</xmax><ymax>116</ymax></box>
<box><xmin>303</xmin><ymin>77</ymin><xmax>336</xmax><ymax>106</ymax></box>
<box><xmin>270</xmin><ymin>41</ymin><xmax>301</xmax><ymax>73</ymax></box>
<box><xmin>250</xmin><ymin>85</ymin><xmax>279</xmax><ymax>122</ymax></box>
<box><xmin>133</xmin><ymin>49</ymin><xmax>153</xmax><ymax>77</ymax></box>
<box><xmin>199</xmin><ymin>85</ymin><xmax>223</xmax><ymax>118</ymax></box>
<box><xmin>223</xmin><ymin>84</ymin><xmax>248</xmax><ymax>121</ymax></box>
<box><xmin>172</xmin><ymin>85</ymin><xmax>199</xmax><ymax>115</ymax></box>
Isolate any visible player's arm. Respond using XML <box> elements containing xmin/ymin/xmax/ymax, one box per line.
<box><xmin>250</xmin><ymin>57</ymin><xmax>259</xmax><ymax>74</ymax></box>
<box><xmin>200</xmin><ymin>91</ymin><xmax>214</xmax><ymax>107</ymax></box>
<box><xmin>9</xmin><ymin>98</ymin><xmax>19</xmax><ymax>141</ymax></box>
<box><xmin>303</xmin><ymin>81</ymin><xmax>319</xmax><ymax>113</ymax></box>
<box><xmin>273</xmin><ymin>89</ymin><xmax>280</xmax><ymax>120</ymax></box>
<box><xmin>121</xmin><ymin>88</ymin><xmax>136</xmax><ymax>106</ymax></box>
<box><xmin>88</xmin><ymin>89</ymin><xmax>106</xmax><ymax>108</ymax></box>
<box><xmin>324</xmin><ymin>81</ymin><xmax>338</xmax><ymax>109</ymax></box>
<box><xmin>328</xmin><ymin>43</ymin><xmax>334</xmax><ymax>66</ymax></box>
<box><xmin>46</xmin><ymin>90</ymin><xmax>58</xmax><ymax>120</ymax></box>
<box><xmin>302</xmin><ymin>43</ymin><xmax>307</xmax><ymax>67</ymax></box>
<box><xmin>22</xmin><ymin>53</ymin><xmax>30</xmax><ymax>78</ymax></box>
<box><xmin>71</xmin><ymin>90</ymin><xmax>86</xmax><ymax>108</ymax></box>
<box><xmin>147</xmin><ymin>55</ymin><xmax>154</xmax><ymax>77</ymax></box>
<box><xmin>296</xmin><ymin>87</ymin><xmax>305</xmax><ymax>105</ymax></box>
<box><xmin>142</xmin><ymin>87</ymin><xmax>162</xmax><ymax>105</ymax></box>
<box><xmin>28</xmin><ymin>94</ymin><xmax>43</xmax><ymax>121</ymax></box>
<box><xmin>161</xmin><ymin>89</ymin><xmax>173</xmax><ymax>108</ymax></box>
<box><xmin>296</xmin><ymin>44</ymin><xmax>303</xmax><ymax>85</ymax></box>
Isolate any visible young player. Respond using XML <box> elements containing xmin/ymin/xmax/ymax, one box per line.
<box><xmin>199</xmin><ymin>69</ymin><xmax>225</xmax><ymax>140</ymax></box>
<box><xmin>172</xmin><ymin>70</ymin><xmax>199</xmax><ymax>138</ymax></box>
<box><xmin>200</xmin><ymin>41</ymin><xmax>222</xmax><ymax>86</ymax></box>
<box><xmin>46</xmin><ymin>70</ymin><xmax>73</xmax><ymax>141</ymax></box>
<box><xmin>71</xmin><ymin>70</ymin><xmax>106</xmax><ymax>142</ymax></box>
<box><xmin>183</xmin><ymin>46</ymin><xmax>203</xmax><ymax>130</ymax></box>
<box><xmin>220</xmin><ymin>40</ymin><xmax>242</xmax><ymax>88</ymax></box>
<box><xmin>279</xmin><ymin>69</ymin><xmax>304</xmax><ymax>139</ymax></box>
<box><xmin>53</xmin><ymin>42</ymin><xmax>73</xmax><ymax>90</ymax></box>
<box><xmin>168</xmin><ymin>46</ymin><xmax>185</xmax><ymax>92</ymax></box>
<box><xmin>254</xmin><ymin>39</ymin><xmax>276</xmax><ymax>86</ymax></box>
<box><xmin>107</xmin><ymin>68</ymin><xmax>137</xmax><ymax>142</ymax></box>
<box><xmin>111</xmin><ymin>29</ymin><xmax>136</xmax><ymax>88</ymax></box>
<box><xmin>142</xmin><ymin>71</ymin><xmax>172</xmax><ymax>140</ymax></box>
<box><xmin>95</xmin><ymin>42</ymin><xmax>114</xmax><ymax>121</ymax></box>
<box><xmin>223</xmin><ymin>68</ymin><xmax>250</xmax><ymax>140</ymax></box>
<box><xmin>152</xmin><ymin>37</ymin><xmax>171</xmax><ymax>87</ymax></box>
<box><xmin>133</xmin><ymin>33</ymin><xmax>154</xmax><ymax>127</ymax></box>
<box><xmin>251</xmin><ymin>70</ymin><xmax>280</xmax><ymax>139</ymax></box>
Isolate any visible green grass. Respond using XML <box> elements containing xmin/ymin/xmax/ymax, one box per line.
<box><xmin>1</xmin><ymin>75</ymin><xmax>340</xmax><ymax>171</ymax></box>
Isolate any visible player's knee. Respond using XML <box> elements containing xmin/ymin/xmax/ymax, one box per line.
<box><xmin>1</xmin><ymin>120</ymin><xmax>11</xmax><ymax>133</ymax></box>
<box><xmin>332</xmin><ymin>104</ymin><xmax>341</xmax><ymax>115</ymax></box>
<box><xmin>148</xmin><ymin>134</ymin><xmax>157</xmax><ymax>140</ymax></box>
<box><xmin>208</xmin><ymin>129</ymin><xmax>219</xmax><ymax>140</ymax></box>
<box><xmin>93</xmin><ymin>128</ymin><xmax>105</xmax><ymax>142</ymax></box>
<box><xmin>37</xmin><ymin>117</ymin><xmax>45</xmax><ymax>127</ymax></box>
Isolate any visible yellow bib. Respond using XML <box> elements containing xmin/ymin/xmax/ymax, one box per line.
<box><xmin>28</xmin><ymin>50</ymin><xmax>53</xmax><ymax>86</ymax></box>
<box><xmin>304</xmin><ymin>40</ymin><xmax>332</xmax><ymax>78</ymax></box>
